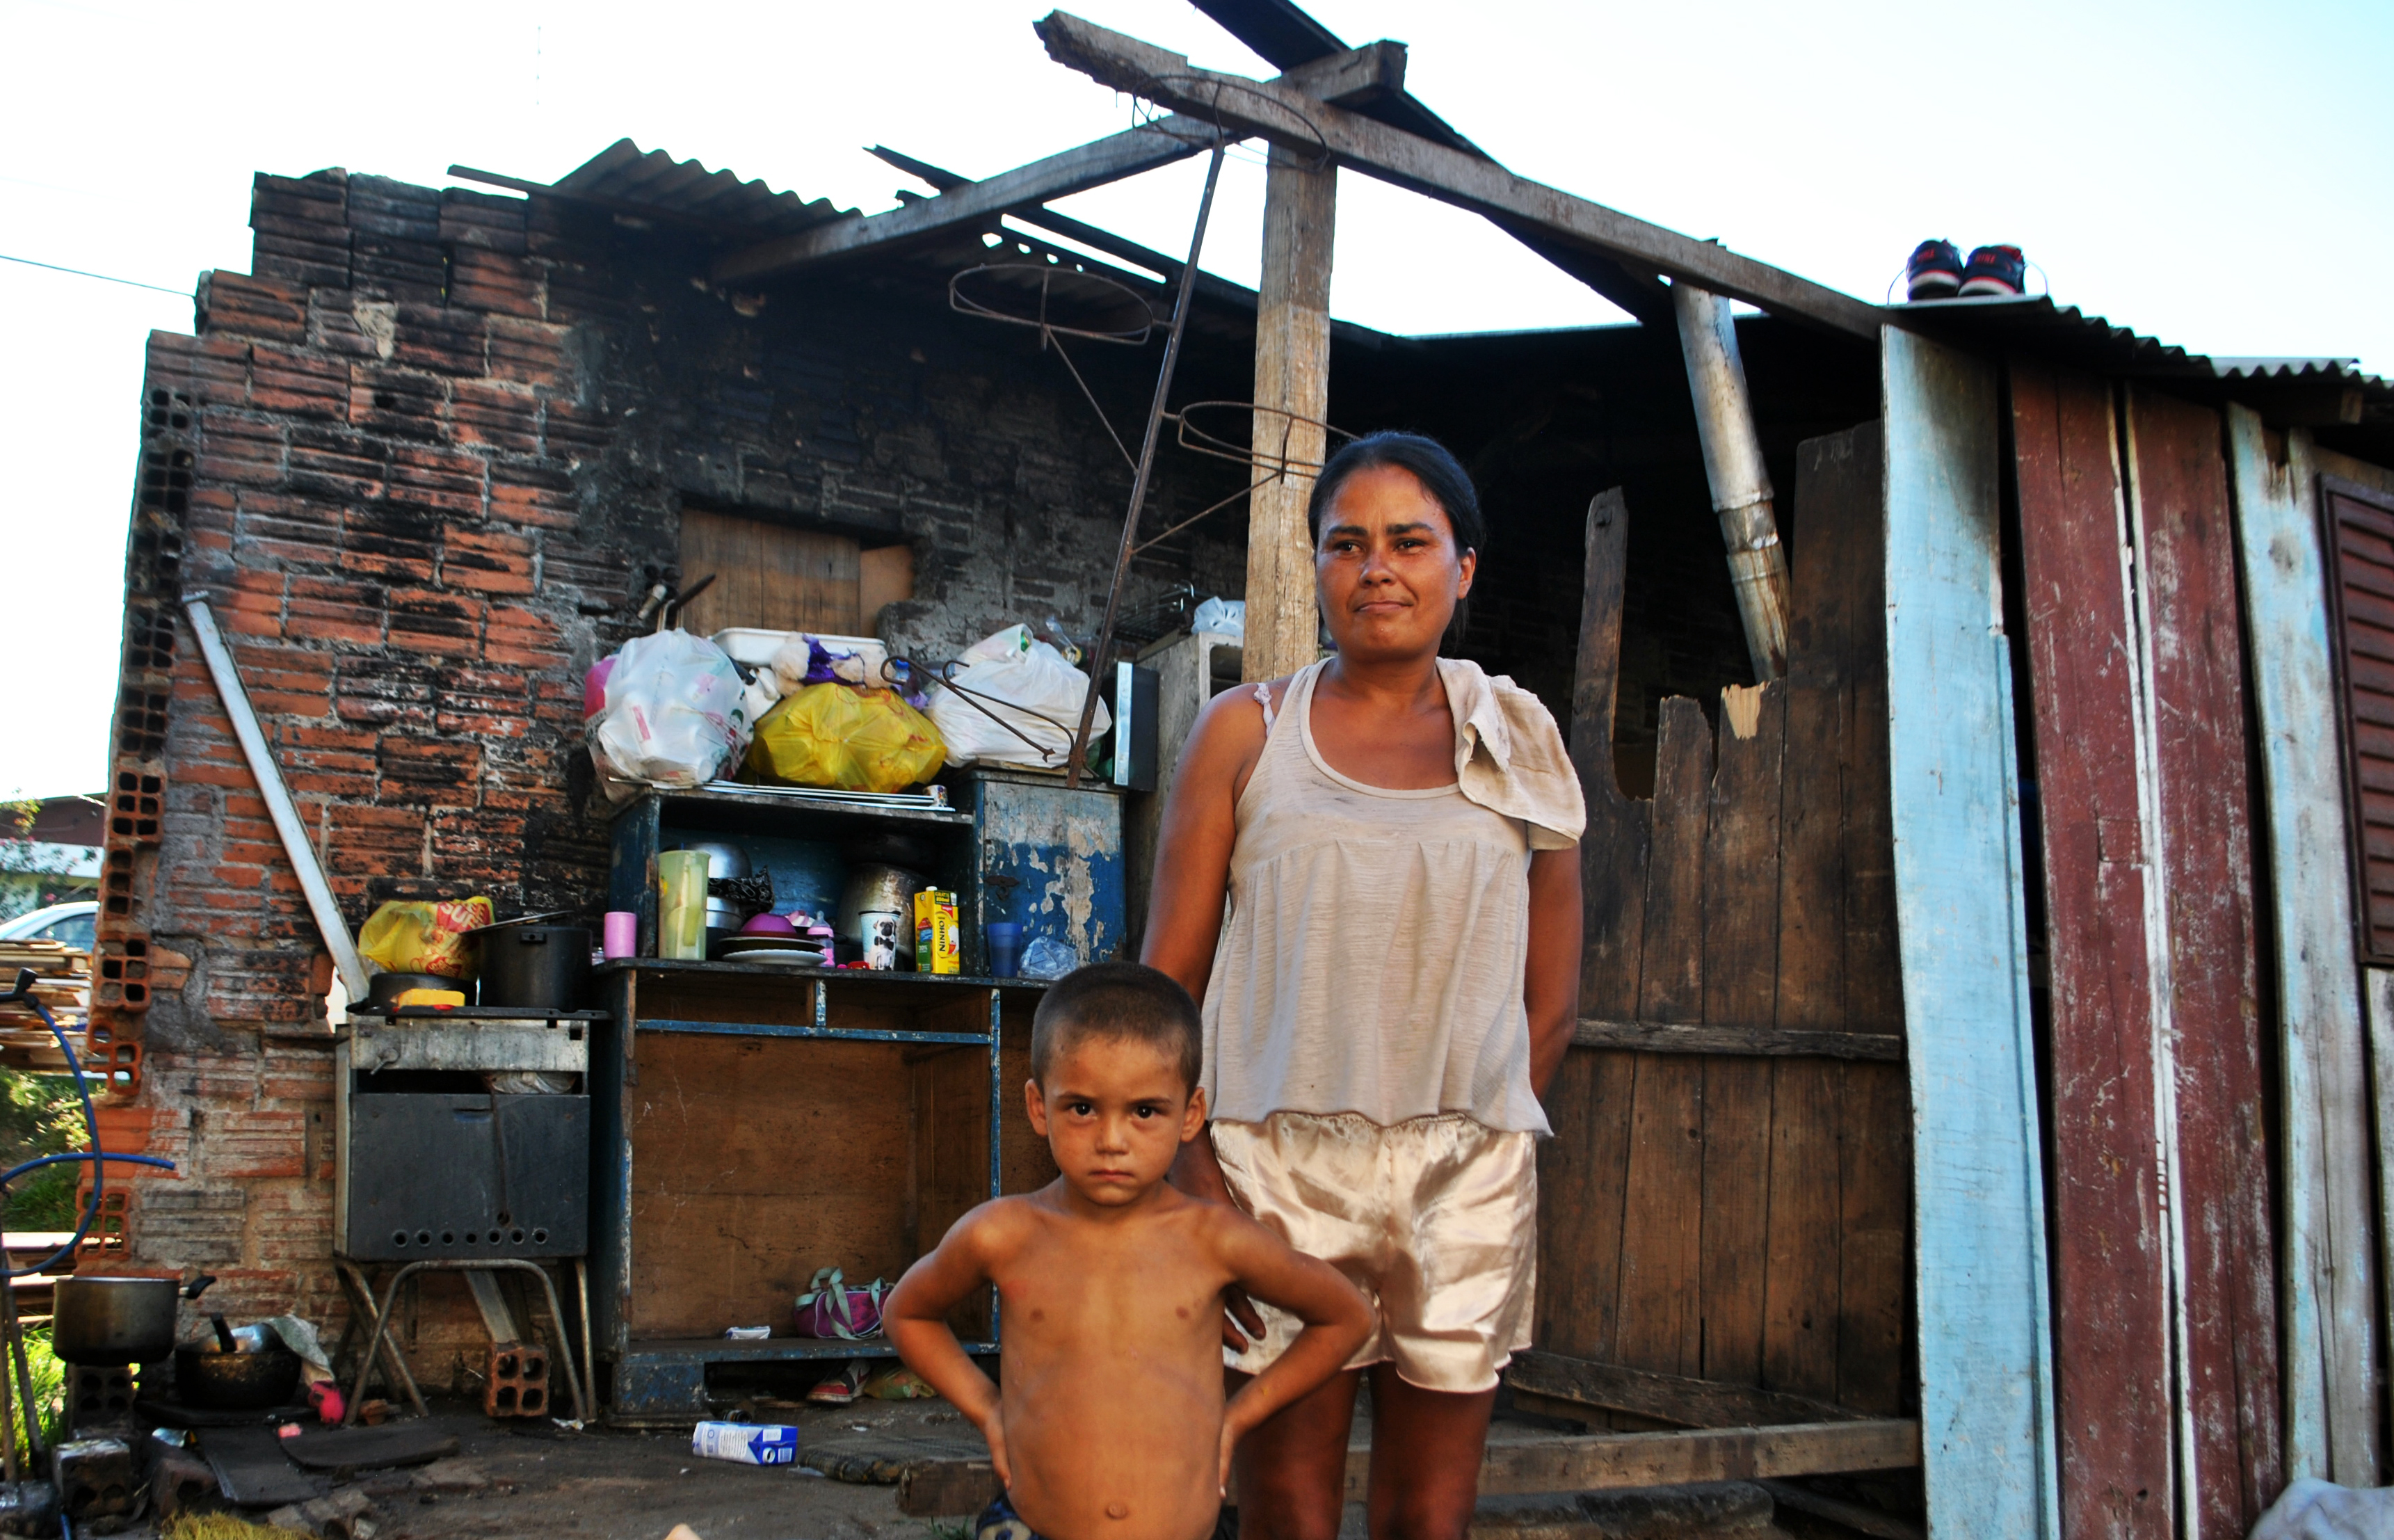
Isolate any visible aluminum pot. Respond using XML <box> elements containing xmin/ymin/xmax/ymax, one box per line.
<box><xmin>52</xmin><ymin>1273</ymin><xmax>213</xmax><ymax>1366</ymax></box>
<box><xmin>837</xmin><ymin>863</ymin><xmax>925</xmax><ymax>962</ymax></box>
<box><xmin>175</xmin><ymin>1340</ymin><xmax>302</xmax><ymax>1410</ymax></box>
<box><xmin>478</xmin><ymin>926</ymin><xmax>593</xmax><ymax>1010</ymax></box>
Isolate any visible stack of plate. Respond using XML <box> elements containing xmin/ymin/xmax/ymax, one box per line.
<box><xmin>716</xmin><ymin>934</ymin><xmax>828</xmax><ymax>968</ymax></box>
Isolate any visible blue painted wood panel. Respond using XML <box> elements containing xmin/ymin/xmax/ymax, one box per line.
<box><xmin>2223</xmin><ymin>406</ymin><xmax>2379</xmax><ymax>1485</ymax></box>
<box><xmin>974</xmin><ymin>775</ymin><xmax>1127</xmax><ymax>968</ymax></box>
<box><xmin>1881</xmin><ymin>328</ymin><xmax>2059</xmax><ymax>1539</ymax></box>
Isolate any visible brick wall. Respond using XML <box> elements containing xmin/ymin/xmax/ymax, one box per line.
<box><xmin>90</xmin><ymin>164</ymin><xmax>1249</xmax><ymax>1384</ymax></box>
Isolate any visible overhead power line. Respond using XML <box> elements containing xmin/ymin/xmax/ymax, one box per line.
<box><xmin>0</xmin><ymin>252</ymin><xmax>186</xmax><ymax>296</ymax></box>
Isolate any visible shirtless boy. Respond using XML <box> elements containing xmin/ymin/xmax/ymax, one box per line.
<box><xmin>887</xmin><ymin>961</ymin><xmax>1374</xmax><ymax>1540</ymax></box>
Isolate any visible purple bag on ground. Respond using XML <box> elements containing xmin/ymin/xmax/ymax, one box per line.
<box><xmin>794</xmin><ymin>1267</ymin><xmax>887</xmax><ymax>1340</ymax></box>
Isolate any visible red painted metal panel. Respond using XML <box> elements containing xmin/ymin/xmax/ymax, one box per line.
<box><xmin>2011</xmin><ymin>362</ymin><xmax>2174</xmax><ymax>1539</ymax></box>
<box><xmin>2129</xmin><ymin>387</ymin><xmax>2284</xmax><ymax>1533</ymax></box>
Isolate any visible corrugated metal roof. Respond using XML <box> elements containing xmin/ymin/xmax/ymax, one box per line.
<box><xmin>2212</xmin><ymin>355</ymin><xmax>2384</xmax><ymax>386</ymax></box>
<box><xmin>551</xmin><ymin>138</ymin><xmax>855</xmax><ymax>238</ymax></box>
<box><xmin>1892</xmin><ymin>295</ymin><xmax>2392</xmax><ymax>446</ymax></box>
<box><xmin>1894</xmin><ymin>295</ymin><xmax>2382</xmax><ymax>387</ymax></box>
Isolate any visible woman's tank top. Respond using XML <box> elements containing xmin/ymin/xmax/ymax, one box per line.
<box><xmin>1200</xmin><ymin>659</ymin><xmax>1552</xmax><ymax>1134</ymax></box>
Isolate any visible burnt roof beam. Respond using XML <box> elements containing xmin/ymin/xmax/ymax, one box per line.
<box><xmin>1037</xmin><ymin>11</ymin><xmax>1881</xmax><ymax>339</ymax></box>
<box><xmin>713</xmin><ymin>41</ymin><xmax>1408</xmax><ymax>286</ymax></box>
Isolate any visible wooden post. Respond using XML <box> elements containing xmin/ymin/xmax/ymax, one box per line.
<box><xmin>1243</xmin><ymin>146</ymin><xmax>1334</xmax><ymax>684</ymax></box>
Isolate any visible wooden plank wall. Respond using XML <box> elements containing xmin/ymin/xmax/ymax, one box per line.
<box><xmin>2010</xmin><ymin>363</ymin><xmax>2176</xmax><ymax>1537</ymax></box>
<box><xmin>2014</xmin><ymin>368</ymin><xmax>2285</xmax><ymax>1537</ymax></box>
<box><xmin>2125</xmin><ymin>386</ymin><xmax>2284</xmax><ymax>1532</ymax></box>
<box><xmin>1881</xmin><ymin>329</ymin><xmax>2059</xmax><ymax>1538</ymax></box>
<box><xmin>2224</xmin><ymin>405</ymin><xmax>2381</xmax><ymax>1484</ymax></box>
<box><xmin>1535</xmin><ymin>417</ymin><xmax>1907</xmax><ymax>1423</ymax></box>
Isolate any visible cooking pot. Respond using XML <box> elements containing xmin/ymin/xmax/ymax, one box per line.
<box><xmin>478</xmin><ymin>926</ymin><xmax>593</xmax><ymax>1010</ymax></box>
<box><xmin>837</xmin><ymin>863</ymin><xmax>926</xmax><ymax>963</ymax></box>
<box><xmin>53</xmin><ymin>1273</ymin><xmax>213</xmax><ymax>1366</ymax></box>
<box><xmin>175</xmin><ymin>1337</ymin><xmax>302</xmax><ymax>1410</ymax></box>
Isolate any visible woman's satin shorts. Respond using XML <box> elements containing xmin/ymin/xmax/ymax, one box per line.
<box><xmin>1212</xmin><ymin>1110</ymin><xmax>1537</xmax><ymax>1393</ymax></box>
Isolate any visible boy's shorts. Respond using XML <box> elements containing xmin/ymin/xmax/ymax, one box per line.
<box><xmin>974</xmin><ymin>1494</ymin><xmax>1235</xmax><ymax>1540</ymax></box>
<box><xmin>974</xmin><ymin>1494</ymin><xmax>1044</xmax><ymax>1540</ymax></box>
<box><xmin>1211</xmin><ymin>1110</ymin><xmax>1537</xmax><ymax>1394</ymax></box>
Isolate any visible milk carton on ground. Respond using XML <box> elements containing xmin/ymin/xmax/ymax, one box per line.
<box><xmin>691</xmin><ymin>1420</ymin><xmax>799</xmax><ymax>1466</ymax></box>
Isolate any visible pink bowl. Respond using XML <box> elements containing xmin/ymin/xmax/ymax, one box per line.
<box><xmin>740</xmin><ymin>913</ymin><xmax>797</xmax><ymax>936</ymax></box>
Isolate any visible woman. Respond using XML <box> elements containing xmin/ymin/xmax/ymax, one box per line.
<box><xmin>1143</xmin><ymin>433</ymin><xmax>1584</xmax><ymax>1540</ymax></box>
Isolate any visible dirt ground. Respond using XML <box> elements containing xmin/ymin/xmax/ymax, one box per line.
<box><xmin>93</xmin><ymin>1397</ymin><xmax>1883</xmax><ymax>1539</ymax></box>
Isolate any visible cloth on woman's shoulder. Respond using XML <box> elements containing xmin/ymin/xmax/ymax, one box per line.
<box><xmin>1436</xmin><ymin>658</ymin><xmax>1585</xmax><ymax>851</ymax></box>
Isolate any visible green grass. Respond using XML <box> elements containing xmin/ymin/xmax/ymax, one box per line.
<box><xmin>0</xmin><ymin>1070</ymin><xmax>89</xmax><ymax>1229</ymax></box>
<box><xmin>0</xmin><ymin>1323</ymin><xmax>66</xmax><ymax>1468</ymax></box>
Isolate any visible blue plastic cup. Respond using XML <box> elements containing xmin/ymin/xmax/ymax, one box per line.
<box><xmin>987</xmin><ymin>922</ymin><xmax>1022</xmax><ymax>979</ymax></box>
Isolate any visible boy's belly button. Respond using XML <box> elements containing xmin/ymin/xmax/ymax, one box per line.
<box><xmin>1107</xmin><ymin>1502</ymin><xmax>1129</xmax><ymax>1520</ymax></box>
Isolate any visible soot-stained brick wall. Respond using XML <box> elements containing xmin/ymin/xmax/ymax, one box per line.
<box><xmin>90</xmin><ymin>164</ymin><xmax>1250</xmax><ymax>1372</ymax></box>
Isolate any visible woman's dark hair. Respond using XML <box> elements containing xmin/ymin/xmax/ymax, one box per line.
<box><xmin>1306</xmin><ymin>431</ymin><xmax>1484</xmax><ymax>648</ymax></box>
<box><xmin>1306</xmin><ymin>431</ymin><xmax>1485</xmax><ymax>554</ymax></box>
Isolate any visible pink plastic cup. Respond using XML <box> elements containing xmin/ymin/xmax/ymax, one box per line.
<box><xmin>602</xmin><ymin>911</ymin><xmax>638</xmax><ymax>959</ymax></box>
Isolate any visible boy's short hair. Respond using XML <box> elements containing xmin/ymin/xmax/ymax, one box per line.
<box><xmin>1029</xmin><ymin>961</ymin><xmax>1203</xmax><ymax>1092</ymax></box>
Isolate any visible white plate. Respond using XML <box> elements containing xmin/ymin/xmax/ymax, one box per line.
<box><xmin>721</xmin><ymin>949</ymin><xmax>825</xmax><ymax>968</ymax></box>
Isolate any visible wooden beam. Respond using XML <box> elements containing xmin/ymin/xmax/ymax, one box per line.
<box><xmin>1034</xmin><ymin>12</ymin><xmax>1882</xmax><ymax>338</ymax></box>
<box><xmin>1507</xmin><ymin>1349</ymin><xmax>1869</xmax><ymax>1429</ymax></box>
<box><xmin>897</xmin><ymin>1420</ymin><xmax>1922</xmax><ymax>1516</ymax></box>
<box><xmin>714</xmin><ymin>42</ymin><xmax>1407</xmax><ymax>285</ymax></box>
<box><xmin>1242</xmin><ymin>143</ymin><xmax>1333</xmax><ymax>684</ymax></box>
<box><xmin>1571</xmin><ymin>1019</ymin><xmax>1901</xmax><ymax>1062</ymax></box>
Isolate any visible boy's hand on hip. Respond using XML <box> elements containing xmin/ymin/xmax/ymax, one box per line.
<box><xmin>974</xmin><ymin>1413</ymin><xmax>1013</xmax><ymax>1492</ymax></box>
<box><xmin>1221</xmin><ymin>1285</ymin><xmax>1266</xmax><ymax>1353</ymax></box>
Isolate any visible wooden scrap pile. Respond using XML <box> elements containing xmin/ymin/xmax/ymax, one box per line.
<box><xmin>0</xmin><ymin>939</ymin><xmax>90</xmax><ymax>1071</ymax></box>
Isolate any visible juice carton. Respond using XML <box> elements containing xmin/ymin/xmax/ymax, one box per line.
<box><xmin>914</xmin><ymin>890</ymin><xmax>960</xmax><ymax>975</ymax></box>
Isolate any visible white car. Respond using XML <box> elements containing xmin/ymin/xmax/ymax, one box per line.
<box><xmin>0</xmin><ymin>901</ymin><xmax>97</xmax><ymax>949</ymax></box>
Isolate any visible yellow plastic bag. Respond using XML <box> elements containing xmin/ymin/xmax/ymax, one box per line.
<box><xmin>744</xmin><ymin>683</ymin><xmax>945</xmax><ymax>793</ymax></box>
<box><xmin>357</xmin><ymin>897</ymin><xmax>493</xmax><ymax>980</ymax></box>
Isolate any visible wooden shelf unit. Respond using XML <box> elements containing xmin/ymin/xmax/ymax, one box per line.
<box><xmin>590</xmin><ymin>963</ymin><xmax>1052</xmax><ymax>1422</ymax></box>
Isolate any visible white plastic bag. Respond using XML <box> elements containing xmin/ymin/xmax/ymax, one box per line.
<box><xmin>1019</xmin><ymin>936</ymin><xmax>1079</xmax><ymax>980</ymax></box>
<box><xmin>1191</xmin><ymin>596</ymin><xmax>1245</xmax><ymax>641</ymax></box>
<box><xmin>589</xmin><ymin>630</ymin><xmax>750</xmax><ymax>796</ymax></box>
<box><xmin>927</xmin><ymin>625</ymin><xmax>1110</xmax><ymax>769</ymax></box>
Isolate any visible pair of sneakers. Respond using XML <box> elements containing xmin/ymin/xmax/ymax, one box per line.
<box><xmin>1906</xmin><ymin>240</ymin><xmax>2025</xmax><ymax>301</ymax></box>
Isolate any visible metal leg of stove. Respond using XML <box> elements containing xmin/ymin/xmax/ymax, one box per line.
<box><xmin>503</xmin><ymin>1261</ymin><xmax>589</xmax><ymax>1424</ymax></box>
<box><xmin>342</xmin><ymin>1262</ymin><xmax>433</xmax><ymax>1427</ymax></box>
<box><xmin>574</xmin><ymin>1258</ymin><xmax>595</xmax><ymax>1425</ymax></box>
<box><xmin>335</xmin><ymin>1260</ymin><xmax>429</xmax><ymax>1419</ymax></box>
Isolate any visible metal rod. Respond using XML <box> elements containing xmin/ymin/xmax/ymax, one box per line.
<box><xmin>1065</xmin><ymin>143</ymin><xmax>1228</xmax><ymax>789</ymax></box>
<box><xmin>0</xmin><ymin>1276</ymin><xmax>41</xmax><ymax>1463</ymax></box>
<box><xmin>182</xmin><ymin>597</ymin><xmax>370</xmax><ymax>998</ymax></box>
<box><xmin>1670</xmin><ymin>284</ymin><xmax>1791</xmax><ymax>682</ymax></box>
<box><xmin>574</xmin><ymin>1259</ymin><xmax>595</xmax><ymax>1427</ymax></box>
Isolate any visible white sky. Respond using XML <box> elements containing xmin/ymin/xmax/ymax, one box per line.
<box><xmin>2</xmin><ymin>0</ymin><xmax>2388</xmax><ymax>797</ymax></box>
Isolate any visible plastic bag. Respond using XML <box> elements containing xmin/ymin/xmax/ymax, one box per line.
<box><xmin>793</xmin><ymin>1267</ymin><xmax>885</xmax><ymax>1340</ymax></box>
<box><xmin>926</xmin><ymin>625</ymin><xmax>1110</xmax><ymax>769</ymax></box>
<box><xmin>588</xmin><ymin>631</ymin><xmax>750</xmax><ymax>794</ymax></box>
<box><xmin>745</xmin><ymin>683</ymin><xmax>946</xmax><ymax>793</ymax></box>
<box><xmin>1191</xmin><ymin>596</ymin><xmax>1245</xmax><ymax>641</ymax></box>
<box><xmin>358</xmin><ymin>897</ymin><xmax>493</xmax><ymax>980</ymax></box>
<box><xmin>1019</xmin><ymin>936</ymin><xmax>1079</xmax><ymax>981</ymax></box>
